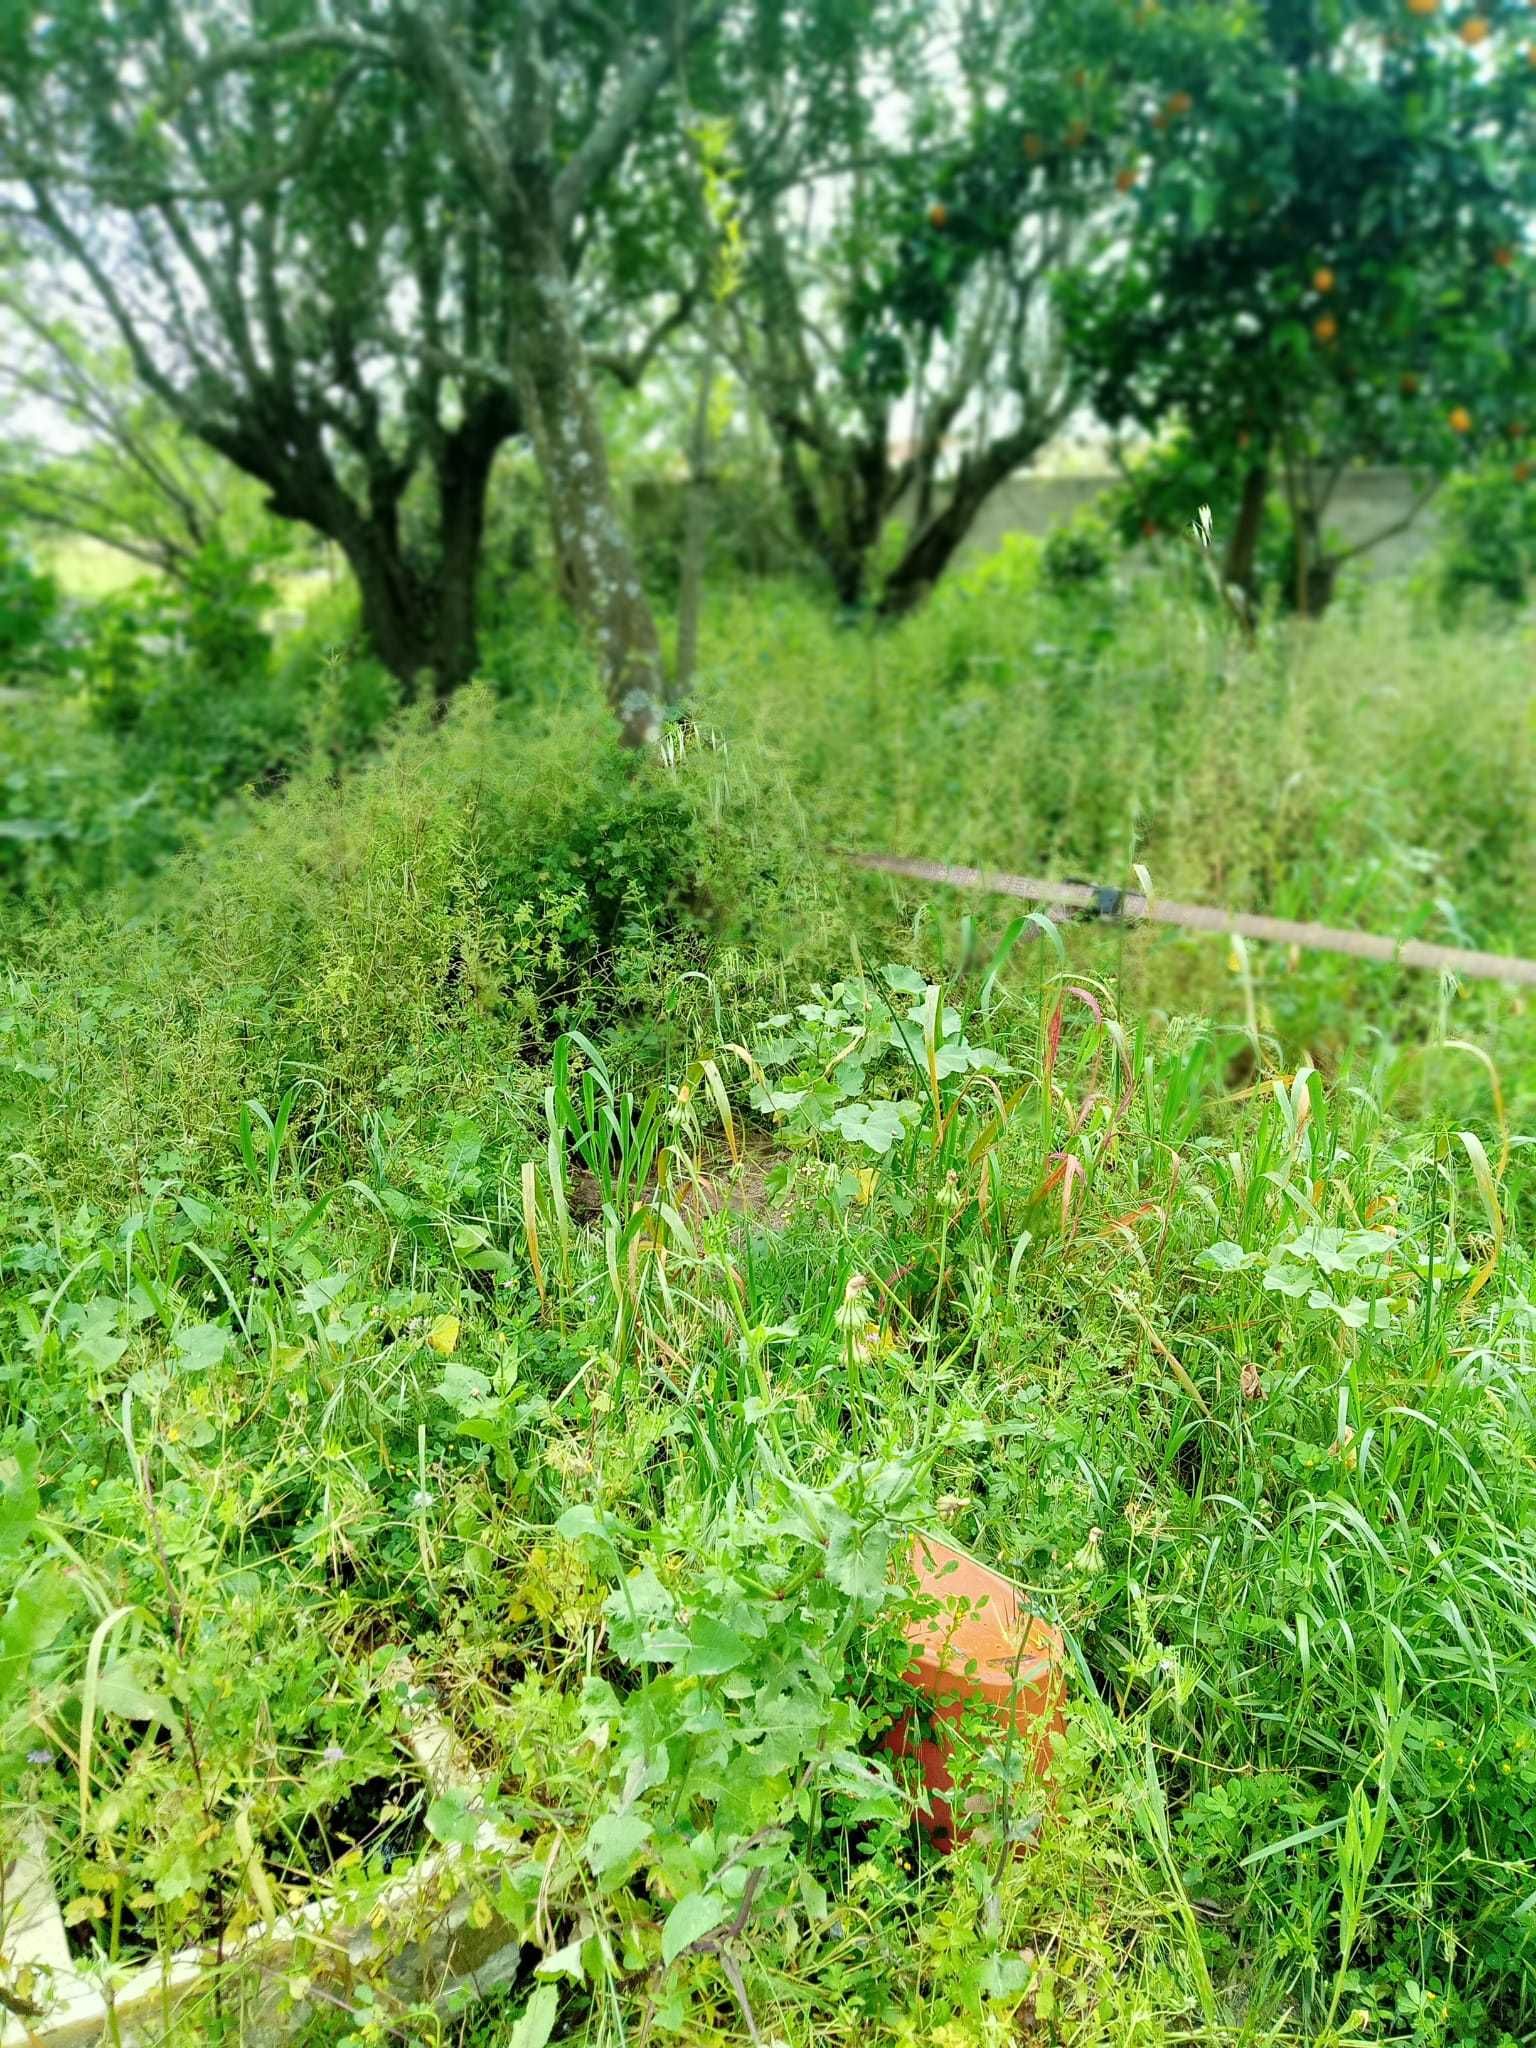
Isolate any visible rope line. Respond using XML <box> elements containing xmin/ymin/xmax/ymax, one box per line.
<box><xmin>838</xmin><ymin>851</ymin><xmax>1536</xmax><ymax>989</ymax></box>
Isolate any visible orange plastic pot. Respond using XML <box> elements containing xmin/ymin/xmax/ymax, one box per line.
<box><xmin>884</xmin><ymin>1534</ymin><xmax>1065</xmax><ymax>1851</ymax></box>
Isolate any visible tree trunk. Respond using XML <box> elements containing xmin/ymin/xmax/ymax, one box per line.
<box><xmin>675</xmin><ymin>334</ymin><xmax>719</xmax><ymax>697</ymax></box>
<box><xmin>340</xmin><ymin>523</ymin><xmax>434</xmax><ymax>696</ymax></box>
<box><xmin>1284</xmin><ymin>506</ymin><xmax>1338</xmax><ymax>618</ymax></box>
<box><xmin>877</xmin><ymin>477</ymin><xmax>993</xmax><ymax>617</ymax></box>
<box><xmin>225</xmin><ymin>418</ymin><xmax>506</xmax><ymax>701</ymax></box>
<box><xmin>877</xmin><ymin>426</ymin><xmax>1049</xmax><ymax>618</ymax></box>
<box><xmin>1223</xmin><ymin>462</ymin><xmax>1269</xmax><ymax>601</ymax></box>
<box><xmin>428</xmin><ymin>401</ymin><xmax>515</xmax><ymax>695</ymax></box>
<box><xmin>509</xmin><ymin>233</ymin><xmax>669</xmax><ymax>748</ymax></box>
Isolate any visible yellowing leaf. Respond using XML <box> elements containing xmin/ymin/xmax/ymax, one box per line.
<box><xmin>62</xmin><ymin>1896</ymin><xmax>106</xmax><ymax>1926</ymax></box>
<box><xmin>427</xmin><ymin>1315</ymin><xmax>461</xmax><ymax>1357</ymax></box>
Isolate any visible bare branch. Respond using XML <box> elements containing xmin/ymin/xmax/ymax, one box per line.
<box><xmin>553</xmin><ymin>1</ymin><xmax>726</xmax><ymax>236</ymax></box>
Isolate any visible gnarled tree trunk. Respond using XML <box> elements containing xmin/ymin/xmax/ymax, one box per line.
<box><xmin>508</xmin><ymin>227</ymin><xmax>670</xmax><ymax>747</ymax></box>
<box><xmin>1223</xmin><ymin>460</ymin><xmax>1269</xmax><ymax>603</ymax></box>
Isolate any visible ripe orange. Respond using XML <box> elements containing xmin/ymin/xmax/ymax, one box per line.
<box><xmin>1448</xmin><ymin>405</ymin><xmax>1473</xmax><ymax>433</ymax></box>
<box><xmin>1406</xmin><ymin>0</ymin><xmax>1438</xmax><ymax>14</ymax></box>
<box><xmin>1313</xmin><ymin>313</ymin><xmax>1338</xmax><ymax>345</ymax></box>
<box><xmin>928</xmin><ymin>202</ymin><xmax>948</xmax><ymax>229</ymax></box>
<box><xmin>1116</xmin><ymin>166</ymin><xmax>1139</xmax><ymax>192</ymax></box>
<box><xmin>1166</xmin><ymin>90</ymin><xmax>1193</xmax><ymax>116</ymax></box>
<box><xmin>1459</xmin><ymin>14</ymin><xmax>1490</xmax><ymax>42</ymax></box>
<box><xmin>1313</xmin><ymin>266</ymin><xmax>1336</xmax><ymax>293</ymax></box>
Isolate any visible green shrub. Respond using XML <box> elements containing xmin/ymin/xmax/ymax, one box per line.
<box><xmin>1041</xmin><ymin>507</ymin><xmax>1116</xmax><ymax>590</ymax></box>
<box><xmin>0</xmin><ymin>524</ymin><xmax>64</xmax><ymax>677</ymax></box>
<box><xmin>1436</xmin><ymin>464</ymin><xmax>1536</xmax><ymax>617</ymax></box>
<box><xmin>1</xmin><ymin>688</ymin><xmax>827</xmax><ymax>1202</ymax></box>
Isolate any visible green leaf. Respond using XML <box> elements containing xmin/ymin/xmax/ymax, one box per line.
<box><xmin>881</xmin><ymin>963</ymin><xmax>927</xmax><ymax>995</ymax></box>
<box><xmin>0</xmin><ymin>1431</ymin><xmax>40</xmax><ymax>1557</ymax></box>
<box><xmin>825</xmin><ymin>1511</ymin><xmax>893</xmax><ymax>1603</ymax></box>
<box><xmin>830</xmin><ymin>1099</ymin><xmax>914</xmax><ymax>1155</ymax></box>
<box><xmin>662</xmin><ymin>1890</ymin><xmax>726</xmax><ymax>1965</ymax></box>
<box><xmin>583</xmin><ymin>1809</ymin><xmax>652</xmax><ymax>1876</ymax></box>
<box><xmin>296</xmin><ymin>1271</ymin><xmax>350</xmax><ymax>1316</ymax></box>
<box><xmin>0</xmin><ymin>1568</ymin><xmax>74</xmax><ymax>1707</ymax></box>
<box><xmin>425</xmin><ymin>1788</ymin><xmax>481</xmax><ymax>1847</ymax></box>
<box><xmin>1197</xmin><ymin>1240</ymin><xmax>1250</xmax><ymax>1272</ymax></box>
<box><xmin>679</xmin><ymin>1615</ymin><xmax>752</xmax><ymax>1676</ymax></box>
<box><xmin>95</xmin><ymin>1653</ymin><xmax>173</xmax><ymax>1724</ymax></box>
<box><xmin>507</xmin><ymin>1985</ymin><xmax>558</xmax><ymax>2048</ymax></box>
<box><xmin>173</xmin><ymin>1322</ymin><xmax>227</xmax><ymax>1372</ymax></box>
<box><xmin>434</xmin><ymin>1363</ymin><xmax>492</xmax><ymax>1413</ymax></box>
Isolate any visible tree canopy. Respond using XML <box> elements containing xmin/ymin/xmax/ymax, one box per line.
<box><xmin>1059</xmin><ymin>0</ymin><xmax>1536</xmax><ymax>607</ymax></box>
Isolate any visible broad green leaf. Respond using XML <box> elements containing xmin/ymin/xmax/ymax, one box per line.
<box><xmin>679</xmin><ymin>1616</ymin><xmax>752</xmax><ymax>1677</ymax></box>
<box><xmin>662</xmin><ymin>1890</ymin><xmax>726</xmax><ymax>1965</ymax></box>
<box><xmin>0</xmin><ymin>1568</ymin><xmax>74</xmax><ymax>1706</ymax></box>
<box><xmin>425</xmin><ymin>1788</ymin><xmax>481</xmax><ymax>1847</ymax></box>
<box><xmin>583</xmin><ymin>1809</ymin><xmax>652</xmax><ymax>1876</ymax></box>
<box><xmin>507</xmin><ymin>1985</ymin><xmax>558</xmax><ymax>2048</ymax></box>
<box><xmin>831</xmin><ymin>1099</ymin><xmax>914</xmax><ymax>1155</ymax></box>
<box><xmin>825</xmin><ymin>1512</ymin><xmax>893</xmax><ymax>1602</ymax></box>
<box><xmin>0</xmin><ymin>1431</ymin><xmax>40</xmax><ymax>1557</ymax></box>
<box><xmin>434</xmin><ymin>1363</ymin><xmax>493</xmax><ymax>1413</ymax></box>
<box><xmin>296</xmin><ymin>1272</ymin><xmax>350</xmax><ymax>1316</ymax></box>
<box><xmin>173</xmin><ymin>1322</ymin><xmax>227</xmax><ymax>1372</ymax></box>
<box><xmin>1197</xmin><ymin>1240</ymin><xmax>1251</xmax><ymax>1272</ymax></box>
<box><xmin>95</xmin><ymin>1653</ymin><xmax>173</xmax><ymax>1723</ymax></box>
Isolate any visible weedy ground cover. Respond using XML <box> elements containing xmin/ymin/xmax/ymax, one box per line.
<box><xmin>2</xmin><ymin>568</ymin><xmax>1533</xmax><ymax>2047</ymax></box>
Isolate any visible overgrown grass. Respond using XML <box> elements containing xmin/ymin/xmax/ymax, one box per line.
<box><xmin>693</xmin><ymin>554</ymin><xmax>1536</xmax><ymax>1116</ymax></box>
<box><xmin>2</xmin><ymin>566</ymin><xmax>1534</xmax><ymax>2047</ymax></box>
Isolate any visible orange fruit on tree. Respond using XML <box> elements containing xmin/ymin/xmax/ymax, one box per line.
<box><xmin>1313</xmin><ymin>266</ymin><xmax>1336</xmax><ymax>293</ymax></box>
<box><xmin>1115</xmin><ymin>166</ymin><xmax>1139</xmax><ymax>192</ymax></box>
<box><xmin>928</xmin><ymin>202</ymin><xmax>948</xmax><ymax>229</ymax></box>
<box><xmin>1459</xmin><ymin>14</ymin><xmax>1490</xmax><ymax>42</ymax></box>
<box><xmin>1493</xmin><ymin>245</ymin><xmax>1514</xmax><ymax>267</ymax></box>
<box><xmin>1448</xmin><ymin>405</ymin><xmax>1473</xmax><ymax>433</ymax></box>
<box><xmin>1166</xmin><ymin>89</ymin><xmax>1193</xmax><ymax>116</ymax></box>
<box><xmin>1313</xmin><ymin>313</ymin><xmax>1339</xmax><ymax>345</ymax></box>
<box><xmin>1406</xmin><ymin>0</ymin><xmax>1438</xmax><ymax>14</ymax></box>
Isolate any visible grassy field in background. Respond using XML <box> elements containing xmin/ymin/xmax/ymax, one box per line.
<box><xmin>2</xmin><ymin>562</ymin><xmax>1534</xmax><ymax>2046</ymax></box>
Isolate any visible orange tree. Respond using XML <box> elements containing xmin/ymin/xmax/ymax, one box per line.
<box><xmin>696</xmin><ymin>0</ymin><xmax>1100</xmax><ymax>615</ymax></box>
<box><xmin>1055</xmin><ymin>0</ymin><xmax>1536</xmax><ymax>611</ymax></box>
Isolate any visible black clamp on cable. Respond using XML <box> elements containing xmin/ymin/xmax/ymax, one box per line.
<box><xmin>1061</xmin><ymin>878</ymin><xmax>1126</xmax><ymax>925</ymax></box>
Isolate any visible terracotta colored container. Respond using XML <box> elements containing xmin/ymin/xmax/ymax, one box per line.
<box><xmin>885</xmin><ymin>1534</ymin><xmax>1066</xmax><ymax>1850</ymax></box>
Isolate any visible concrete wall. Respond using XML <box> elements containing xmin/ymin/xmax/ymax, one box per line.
<box><xmin>959</xmin><ymin>466</ymin><xmax>1440</xmax><ymax>578</ymax></box>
